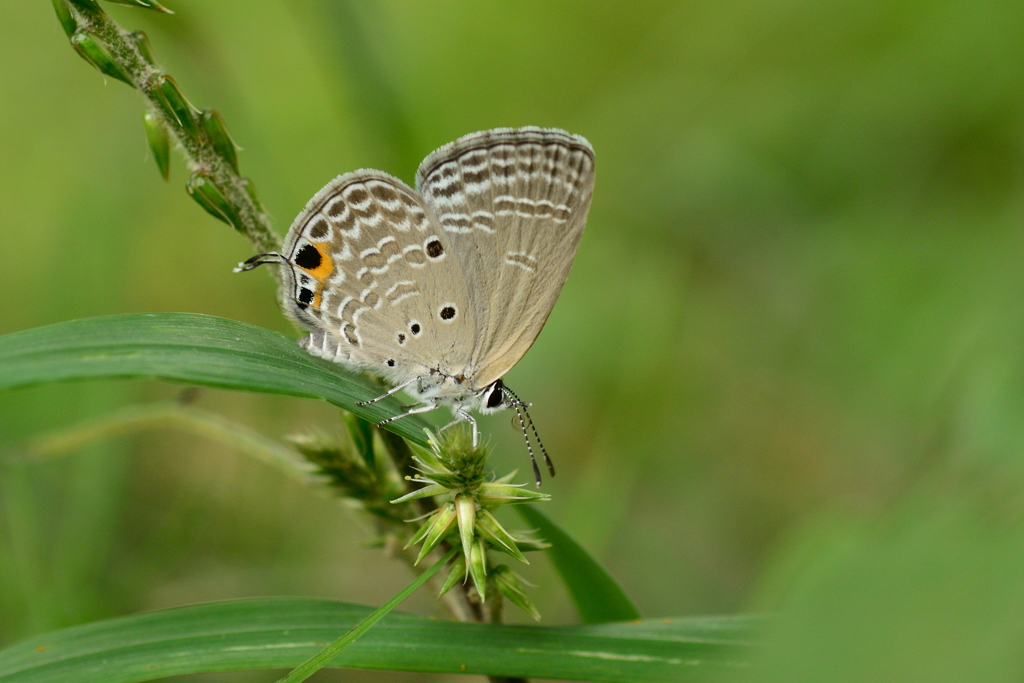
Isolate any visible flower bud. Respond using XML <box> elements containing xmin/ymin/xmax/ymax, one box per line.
<box><xmin>391</xmin><ymin>482</ymin><xmax>446</xmax><ymax>504</ymax></box>
<box><xmin>65</xmin><ymin>0</ymin><xmax>100</xmax><ymax>11</ymax></box>
<box><xmin>478</xmin><ymin>483</ymin><xmax>549</xmax><ymax>507</ymax></box>
<box><xmin>415</xmin><ymin>503</ymin><xmax>456</xmax><ymax>565</ymax></box>
<box><xmin>455</xmin><ymin>494</ymin><xmax>476</xmax><ymax>567</ymax></box>
<box><xmin>469</xmin><ymin>536</ymin><xmax>487</xmax><ymax>600</ymax></box>
<box><xmin>71</xmin><ymin>33</ymin><xmax>133</xmax><ymax>87</ymax></box>
<box><xmin>150</xmin><ymin>74</ymin><xmax>200</xmax><ymax>143</ymax></box>
<box><xmin>187</xmin><ymin>172</ymin><xmax>242</xmax><ymax>230</ymax></box>
<box><xmin>51</xmin><ymin>0</ymin><xmax>76</xmax><ymax>38</ymax></box>
<box><xmin>104</xmin><ymin>0</ymin><xmax>173</xmax><ymax>13</ymax></box>
<box><xmin>492</xmin><ymin>565</ymin><xmax>540</xmax><ymax>620</ymax></box>
<box><xmin>129</xmin><ymin>30</ymin><xmax>156</xmax><ymax>66</ymax></box>
<box><xmin>437</xmin><ymin>556</ymin><xmax>466</xmax><ymax>598</ymax></box>
<box><xmin>200</xmin><ymin>109</ymin><xmax>239</xmax><ymax>174</ymax></box>
<box><xmin>477</xmin><ymin>509</ymin><xmax>528</xmax><ymax>564</ymax></box>
<box><xmin>143</xmin><ymin>111</ymin><xmax>170</xmax><ymax>181</ymax></box>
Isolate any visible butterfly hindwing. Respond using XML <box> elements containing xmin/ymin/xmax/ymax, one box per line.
<box><xmin>416</xmin><ymin>128</ymin><xmax>595</xmax><ymax>388</ymax></box>
<box><xmin>279</xmin><ymin>171</ymin><xmax>477</xmax><ymax>383</ymax></box>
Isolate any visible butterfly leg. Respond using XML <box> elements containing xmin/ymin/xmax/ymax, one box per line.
<box><xmin>357</xmin><ymin>377</ymin><xmax>418</xmax><ymax>406</ymax></box>
<box><xmin>456</xmin><ymin>409</ymin><xmax>479</xmax><ymax>449</ymax></box>
<box><xmin>438</xmin><ymin>414</ymin><xmax>466</xmax><ymax>435</ymax></box>
<box><xmin>437</xmin><ymin>410</ymin><xmax>479</xmax><ymax>447</ymax></box>
<box><xmin>376</xmin><ymin>401</ymin><xmax>438</xmax><ymax>428</ymax></box>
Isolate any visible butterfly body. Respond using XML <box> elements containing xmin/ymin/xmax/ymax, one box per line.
<box><xmin>239</xmin><ymin>127</ymin><xmax>594</xmax><ymax>478</ymax></box>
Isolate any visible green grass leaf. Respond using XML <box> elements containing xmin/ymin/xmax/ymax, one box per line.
<box><xmin>0</xmin><ymin>313</ymin><xmax>431</xmax><ymax>446</ymax></box>
<box><xmin>277</xmin><ymin>547</ymin><xmax>458</xmax><ymax>683</ymax></box>
<box><xmin>0</xmin><ymin>598</ymin><xmax>755</xmax><ymax>683</ymax></box>
<box><xmin>517</xmin><ymin>504</ymin><xmax>642</xmax><ymax>623</ymax></box>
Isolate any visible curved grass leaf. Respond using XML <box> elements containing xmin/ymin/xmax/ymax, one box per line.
<box><xmin>0</xmin><ymin>313</ymin><xmax>431</xmax><ymax>446</ymax></box>
<box><xmin>517</xmin><ymin>505</ymin><xmax>642</xmax><ymax>623</ymax></box>
<box><xmin>0</xmin><ymin>598</ymin><xmax>755</xmax><ymax>683</ymax></box>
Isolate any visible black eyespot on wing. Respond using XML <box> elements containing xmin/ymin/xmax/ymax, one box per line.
<box><xmin>387</xmin><ymin>359</ymin><xmax>395</xmax><ymax>367</ymax></box>
<box><xmin>410</xmin><ymin>323</ymin><xmax>421</xmax><ymax>335</ymax></box>
<box><xmin>487</xmin><ymin>384</ymin><xmax>504</xmax><ymax>408</ymax></box>
<box><xmin>426</xmin><ymin>240</ymin><xmax>444</xmax><ymax>258</ymax></box>
<box><xmin>295</xmin><ymin>244</ymin><xmax>322</xmax><ymax>270</ymax></box>
<box><xmin>298</xmin><ymin>288</ymin><xmax>314</xmax><ymax>307</ymax></box>
<box><xmin>440</xmin><ymin>306</ymin><xmax>456</xmax><ymax>321</ymax></box>
<box><xmin>397</xmin><ymin>333</ymin><xmax>406</xmax><ymax>344</ymax></box>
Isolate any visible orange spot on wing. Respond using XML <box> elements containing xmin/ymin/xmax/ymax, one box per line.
<box><xmin>302</xmin><ymin>243</ymin><xmax>334</xmax><ymax>281</ymax></box>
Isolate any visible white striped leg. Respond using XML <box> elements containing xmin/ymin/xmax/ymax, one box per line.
<box><xmin>376</xmin><ymin>401</ymin><xmax>438</xmax><ymax>428</ymax></box>
<box><xmin>357</xmin><ymin>377</ymin><xmax>418</xmax><ymax>406</ymax></box>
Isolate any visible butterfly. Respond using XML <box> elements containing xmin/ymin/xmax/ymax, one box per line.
<box><xmin>237</xmin><ymin>127</ymin><xmax>595</xmax><ymax>484</ymax></box>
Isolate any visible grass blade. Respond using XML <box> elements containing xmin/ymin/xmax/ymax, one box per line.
<box><xmin>0</xmin><ymin>598</ymin><xmax>755</xmax><ymax>683</ymax></box>
<box><xmin>277</xmin><ymin>548</ymin><xmax>457</xmax><ymax>683</ymax></box>
<box><xmin>516</xmin><ymin>505</ymin><xmax>642</xmax><ymax>623</ymax></box>
<box><xmin>0</xmin><ymin>313</ymin><xmax>431</xmax><ymax>447</ymax></box>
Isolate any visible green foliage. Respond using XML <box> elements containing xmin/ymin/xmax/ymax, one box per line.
<box><xmin>0</xmin><ymin>597</ymin><xmax>754</xmax><ymax>683</ymax></box>
<box><xmin>277</xmin><ymin>548</ymin><xmax>458</xmax><ymax>683</ymax></box>
<box><xmin>8</xmin><ymin>0</ymin><xmax>1024</xmax><ymax>680</ymax></box>
<box><xmin>0</xmin><ymin>313</ymin><xmax>433</xmax><ymax>446</ymax></box>
<box><xmin>517</xmin><ymin>504</ymin><xmax>642</xmax><ymax>623</ymax></box>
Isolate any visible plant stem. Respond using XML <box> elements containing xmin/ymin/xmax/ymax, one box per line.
<box><xmin>62</xmin><ymin>1</ymin><xmax>280</xmax><ymax>258</ymax></box>
<box><xmin>6</xmin><ymin>401</ymin><xmax>315</xmax><ymax>486</ymax></box>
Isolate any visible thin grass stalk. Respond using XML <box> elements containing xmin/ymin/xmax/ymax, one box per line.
<box><xmin>60</xmin><ymin>1</ymin><xmax>280</xmax><ymax>260</ymax></box>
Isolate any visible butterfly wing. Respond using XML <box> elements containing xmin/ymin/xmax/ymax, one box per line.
<box><xmin>279</xmin><ymin>171</ymin><xmax>477</xmax><ymax>383</ymax></box>
<box><xmin>415</xmin><ymin>127</ymin><xmax>595</xmax><ymax>389</ymax></box>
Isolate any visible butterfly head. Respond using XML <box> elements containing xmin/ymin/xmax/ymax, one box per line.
<box><xmin>475</xmin><ymin>379</ymin><xmax>555</xmax><ymax>486</ymax></box>
<box><xmin>235</xmin><ymin>250</ymin><xmax>323</xmax><ymax>330</ymax></box>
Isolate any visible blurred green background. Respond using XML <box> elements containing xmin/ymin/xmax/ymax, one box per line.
<box><xmin>4</xmin><ymin>0</ymin><xmax>1024</xmax><ymax>681</ymax></box>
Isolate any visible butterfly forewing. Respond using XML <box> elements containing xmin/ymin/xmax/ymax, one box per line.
<box><xmin>280</xmin><ymin>171</ymin><xmax>477</xmax><ymax>382</ymax></box>
<box><xmin>416</xmin><ymin>128</ymin><xmax>595</xmax><ymax>388</ymax></box>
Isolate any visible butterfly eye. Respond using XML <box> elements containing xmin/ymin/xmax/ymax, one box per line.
<box><xmin>486</xmin><ymin>383</ymin><xmax>505</xmax><ymax>409</ymax></box>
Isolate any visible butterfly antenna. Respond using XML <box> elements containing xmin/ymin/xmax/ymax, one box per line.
<box><xmin>506</xmin><ymin>387</ymin><xmax>550</xmax><ymax>485</ymax></box>
<box><xmin>511</xmin><ymin>400</ymin><xmax>543</xmax><ymax>487</ymax></box>
<box><xmin>522</xmin><ymin>405</ymin><xmax>555</xmax><ymax>478</ymax></box>
<box><xmin>234</xmin><ymin>252</ymin><xmax>284</xmax><ymax>273</ymax></box>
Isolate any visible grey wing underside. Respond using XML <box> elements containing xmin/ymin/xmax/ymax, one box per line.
<box><xmin>416</xmin><ymin>127</ymin><xmax>595</xmax><ymax>388</ymax></box>
<box><xmin>278</xmin><ymin>170</ymin><xmax>477</xmax><ymax>384</ymax></box>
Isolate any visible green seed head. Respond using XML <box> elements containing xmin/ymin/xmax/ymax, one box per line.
<box><xmin>186</xmin><ymin>172</ymin><xmax>242</xmax><ymax>230</ymax></box>
<box><xmin>468</xmin><ymin>536</ymin><xmax>487</xmax><ymax>600</ymax></box>
<box><xmin>71</xmin><ymin>33</ymin><xmax>134</xmax><ymax>87</ymax></box>
<box><xmin>143</xmin><ymin>111</ymin><xmax>170</xmax><ymax>181</ymax></box>
<box><xmin>129</xmin><ymin>30</ymin><xmax>157</xmax><ymax>66</ymax></box>
<box><xmin>51</xmin><ymin>0</ymin><xmax>76</xmax><ymax>38</ymax></box>
<box><xmin>200</xmin><ymin>109</ymin><xmax>239</xmax><ymax>174</ymax></box>
<box><xmin>151</xmin><ymin>75</ymin><xmax>200</xmax><ymax>142</ymax></box>
<box><xmin>492</xmin><ymin>565</ymin><xmax>541</xmax><ymax>620</ymax></box>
